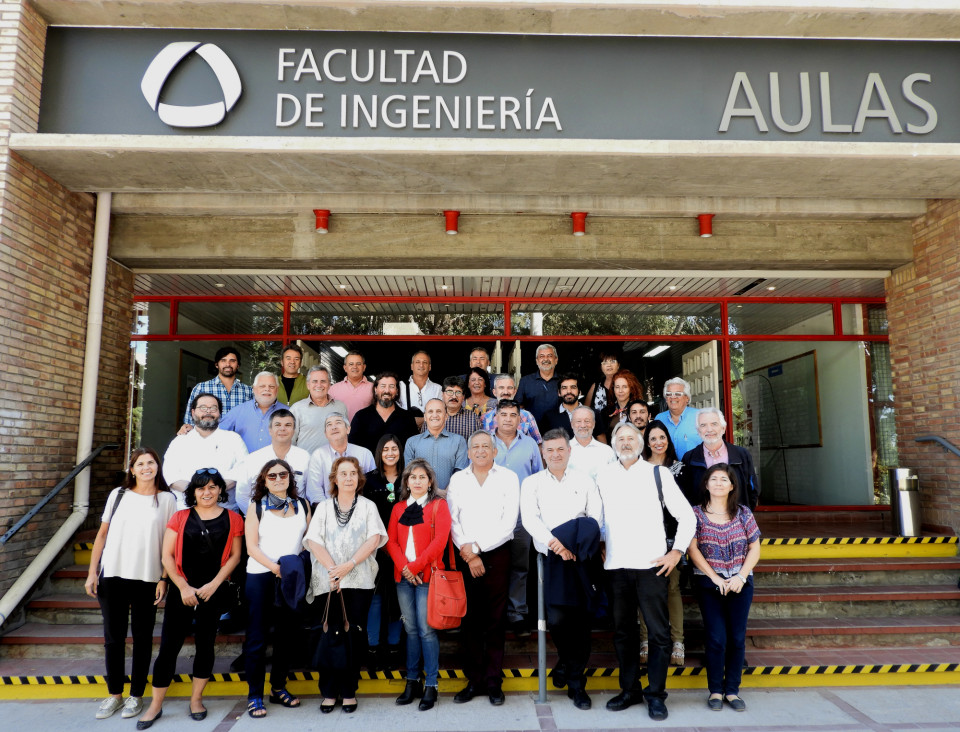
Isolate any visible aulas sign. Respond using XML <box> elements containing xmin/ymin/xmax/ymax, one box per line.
<box><xmin>38</xmin><ymin>29</ymin><xmax>960</xmax><ymax>141</ymax></box>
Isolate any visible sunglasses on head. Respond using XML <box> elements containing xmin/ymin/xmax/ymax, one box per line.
<box><xmin>196</xmin><ymin>467</ymin><xmax>220</xmax><ymax>477</ymax></box>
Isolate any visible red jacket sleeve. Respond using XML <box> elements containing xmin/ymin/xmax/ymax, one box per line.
<box><xmin>408</xmin><ymin>499</ymin><xmax>452</xmax><ymax>579</ymax></box>
<box><xmin>385</xmin><ymin>502</ymin><xmax>408</xmax><ymax>579</ymax></box>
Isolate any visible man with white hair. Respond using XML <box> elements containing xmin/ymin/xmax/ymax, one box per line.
<box><xmin>567</xmin><ymin>405</ymin><xmax>615</xmax><ymax>481</ymax></box>
<box><xmin>305</xmin><ymin>413</ymin><xmax>375</xmax><ymax>502</ymax></box>
<box><xmin>515</xmin><ymin>344</ymin><xmax>560</xmax><ymax>424</ymax></box>
<box><xmin>680</xmin><ymin>406</ymin><xmax>758</xmax><ymax>508</ymax></box>
<box><xmin>652</xmin><ymin>377</ymin><xmax>701</xmax><ymax>461</ymax></box>
<box><xmin>219</xmin><ymin>371</ymin><xmax>285</xmax><ymax>452</ymax></box>
<box><xmin>596</xmin><ymin>422</ymin><xmax>695</xmax><ymax>722</ymax></box>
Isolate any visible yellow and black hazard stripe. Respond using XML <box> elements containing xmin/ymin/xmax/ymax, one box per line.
<box><xmin>763</xmin><ymin>536</ymin><xmax>958</xmax><ymax>546</ymax></box>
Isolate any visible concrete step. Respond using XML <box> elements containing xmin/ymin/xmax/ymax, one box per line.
<box><xmin>25</xmin><ymin>595</ymin><xmax>165</xmax><ymax>625</ymax></box>
<box><xmin>755</xmin><ymin>556</ymin><xmax>960</xmax><ymax>587</ymax></box>
<box><xmin>747</xmin><ymin>583</ymin><xmax>960</xmax><ymax>619</ymax></box>
<box><xmin>759</xmin><ymin>535</ymin><xmax>958</xmax><ymax>560</ymax></box>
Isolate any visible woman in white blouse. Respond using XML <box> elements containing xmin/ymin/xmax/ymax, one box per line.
<box><xmin>84</xmin><ymin>448</ymin><xmax>177</xmax><ymax>721</ymax></box>
<box><xmin>304</xmin><ymin>455</ymin><xmax>387</xmax><ymax>714</ymax></box>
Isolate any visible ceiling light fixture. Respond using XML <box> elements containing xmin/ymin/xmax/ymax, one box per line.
<box><xmin>313</xmin><ymin>209</ymin><xmax>330</xmax><ymax>234</ymax></box>
<box><xmin>644</xmin><ymin>345</ymin><xmax>670</xmax><ymax>358</ymax></box>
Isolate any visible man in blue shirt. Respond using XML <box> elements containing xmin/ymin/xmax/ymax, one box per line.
<box><xmin>404</xmin><ymin>398</ymin><xmax>468</xmax><ymax>491</ymax></box>
<box><xmin>652</xmin><ymin>377</ymin><xmax>701</xmax><ymax>461</ymax></box>
<box><xmin>181</xmin><ymin>346</ymin><xmax>253</xmax><ymax>428</ymax></box>
<box><xmin>515</xmin><ymin>344</ymin><xmax>560</xmax><ymax>424</ymax></box>
<box><xmin>493</xmin><ymin>399</ymin><xmax>543</xmax><ymax>635</ymax></box>
<box><xmin>219</xmin><ymin>371</ymin><xmax>285</xmax><ymax>452</ymax></box>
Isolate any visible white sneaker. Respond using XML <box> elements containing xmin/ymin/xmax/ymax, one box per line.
<box><xmin>120</xmin><ymin>696</ymin><xmax>143</xmax><ymax>719</ymax></box>
<box><xmin>95</xmin><ymin>696</ymin><xmax>124</xmax><ymax>719</ymax></box>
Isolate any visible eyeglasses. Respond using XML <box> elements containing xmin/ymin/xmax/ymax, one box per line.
<box><xmin>665</xmin><ymin>391</ymin><xmax>685</xmax><ymax>398</ymax></box>
<box><xmin>443</xmin><ymin>389</ymin><xmax>464</xmax><ymax>397</ymax></box>
<box><xmin>266</xmin><ymin>471</ymin><xmax>290</xmax><ymax>481</ymax></box>
<box><xmin>194</xmin><ymin>406</ymin><xmax>220</xmax><ymax>414</ymax></box>
<box><xmin>195</xmin><ymin>467</ymin><xmax>220</xmax><ymax>476</ymax></box>
<box><xmin>601</xmin><ymin>359</ymin><xmax>619</xmax><ymax>365</ymax></box>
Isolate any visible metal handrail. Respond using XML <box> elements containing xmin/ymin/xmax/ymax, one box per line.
<box><xmin>0</xmin><ymin>443</ymin><xmax>120</xmax><ymax>546</ymax></box>
<box><xmin>915</xmin><ymin>434</ymin><xmax>960</xmax><ymax>460</ymax></box>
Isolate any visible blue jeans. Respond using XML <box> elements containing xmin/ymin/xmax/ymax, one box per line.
<box><xmin>694</xmin><ymin>574</ymin><xmax>754</xmax><ymax>696</ymax></box>
<box><xmin>396</xmin><ymin>580</ymin><xmax>439</xmax><ymax>687</ymax></box>
<box><xmin>367</xmin><ymin>593</ymin><xmax>403</xmax><ymax>647</ymax></box>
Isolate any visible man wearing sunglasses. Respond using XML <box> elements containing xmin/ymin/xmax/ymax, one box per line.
<box><xmin>652</xmin><ymin>378</ymin><xmax>702</xmax><ymax>461</ymax></box>
<box><xmin>163</xmin><ymin>393</ymin><xmax>248</xmax><ymax>510</ymax></box>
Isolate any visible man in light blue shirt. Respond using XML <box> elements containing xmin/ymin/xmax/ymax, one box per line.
<box><xmin>404</xmin><ymin>398</ymin><xmax>468</xmax><ymax>491</ymax></box>
<box><xmin>652</xmin><ymin>377</ymin><xmax>701</xmax><ymax>461</ymax></box>
<box><xmin>219</xmin><ymin>371</ymin><xmax>285</xmax><ymax>452</ymax></box>
<box><xmin>492</xmin><ymin>399</ymin><xmax>543</xmax><ymax>633</ymax></box>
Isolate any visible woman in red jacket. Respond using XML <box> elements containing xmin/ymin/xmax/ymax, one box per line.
<box><xmin>385</xmin><ymin>458</ymin><xmax>451</xmax><ymax>711</ymax></box>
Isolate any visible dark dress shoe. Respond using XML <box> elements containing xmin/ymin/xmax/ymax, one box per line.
<box><xmin>188</xmin><ymin>708</ymin><xmax>207</xmax><ymax>721</ymax></box>
<box><xmin>342</xmin><ymin>701</ymin><xmax>358</xmax><ymax>714</ymax></box>
<box><xmin>136</xmin><ymin>709</ymin><xmax>162</xmax><ymax>730</ymax></box>
<box><xmin>396</xmin><ymin>680</ymin><xmax>423</xmax><ymax>705</ymax></box>
<box><xmin>606</xmin><ymin>689</ymin><xmax>643</xmax><ymax>712</ymax></box>
<box><xmin>550</xmin><ymin>666</ymin><xmax>567</xmax><ymax>689</ymax></box>
<box><xmin>725</xmin><ymin>696</ymin><xmax>747</xmax><ymax>711</ymax></box>
<box><xmin>568</xmin><ymin>688</ymin><xmax>591</xmax><ymax>710</ymax></box>
<box><xmin>488</xmin><ymin>687</ymin><xmax>505</xmax><ymax>706</ymax></box>
<box><xmin>647</xmin><ymin>697</ymin><xmax>668</xmax><ymax>721</ymax></box>
<box><xmin>707</xmin><ymin>696</ymin><xmax>723</xmax><ymax>711</ymax></box>
<box><xmin>453</xmin><ymin>683</ymin><xmax>480</xmax><ymax>704</ymax></box>
<box><xmin>418</xmin><ymin>686</ymin><xmax>438</xmax><ymax>711</ymax></box>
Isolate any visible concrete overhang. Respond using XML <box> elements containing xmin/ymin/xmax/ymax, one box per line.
<box><xmin>32</xmin><ymin>1</ymin><xmax>960</xmax><ymax>40</ymax></box>
<box><xmin>10</xmin><ymin>134</ymin><xmax>960</xmax><ymax>205</ymax></box>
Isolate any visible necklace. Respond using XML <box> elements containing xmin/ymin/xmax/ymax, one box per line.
<box><xmin>334</xmin><ymin>495</ymin><xmax>358</xmax><ymax>527</ymax></box>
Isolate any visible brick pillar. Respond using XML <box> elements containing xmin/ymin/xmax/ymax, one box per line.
<box><xmin>0</xmin><ymin>2</ymin><xmax>133</xmax><ymax>597</ymax></box>
<box><xmin>886</xmin><ymin>199</ymin><xmax>960</xmax><ymax>535</ymax></box>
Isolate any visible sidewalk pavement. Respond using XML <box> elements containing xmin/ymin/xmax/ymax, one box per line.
<box><xmin>2</xmin><ymin>685</ymin><xmax>959</xmax><ymax>732</ymax></box>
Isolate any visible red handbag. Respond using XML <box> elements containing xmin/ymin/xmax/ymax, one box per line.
<box><xmin>426</xmin><ymin>502</ymin><xmax>467</xmax><ymax>630</ymax></box>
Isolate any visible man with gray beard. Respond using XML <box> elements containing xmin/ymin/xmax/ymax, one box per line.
<box><xmin>596</xmin><ymin>422</ymin><xmax>695</xmax><ymax>722</ymax></box>
<box><xmin>162</xmin><ymin>393</ymin><xmax>248</xmax><ymax>511</ymax></box>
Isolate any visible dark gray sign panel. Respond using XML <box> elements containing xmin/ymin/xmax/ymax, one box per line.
<box><xmin>38</xmin><ymin>29</ymin><xmax>960</xmax><ymax>142</ymax></box>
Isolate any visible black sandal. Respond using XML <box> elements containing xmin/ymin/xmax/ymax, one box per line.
<box><xmin>247</xmin><ymin>697</ymin><xmax>267</xmax><ymax>718</ymax></box>
<box><xmin>269</xmin><ymin>689</ymin><xmax>300</xmax><ymax>708</ymax></box>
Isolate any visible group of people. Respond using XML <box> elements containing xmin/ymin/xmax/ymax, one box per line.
<box><xmin>84</xmin><ymin>342</ymin><xmax>761</xmax><ymax>725</ymax></box>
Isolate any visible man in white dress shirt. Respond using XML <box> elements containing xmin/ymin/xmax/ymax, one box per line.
<box><xmin>397</xmin><ymin>350</ymin><xmax>443</xmax><ymax>424</ymax></box>
<box><xmin>447</xmin><ymin>430</ymin><xmax>520</xmax><ymax>707</ymax></box>
<box><xmin>520</xmin><ymin>429</ymin><xmax>603</xmax><ymax>710</ymax></box>
<box><xmin>305</xmin><ymin>413</ymin><xmax>375</xmax><ymax>503</ymax></box>
<box><xmin>163</xmin><ymin>393</ymin><xmax>248</xmax><ymax>511</ymax></box>
<box><xmin>568</xmin><ymin>406</ymin><xmax>615</xmax><ymax>481</ymax></box>
<box><xmin>235</xmin><ymin>408</ymin><xmax>312</xmax><ymax>514</ymax></box>
<box><xmin>597</xmin><ymin>422</ymin><xmax>695</xmax><ymax>722</ymax></box>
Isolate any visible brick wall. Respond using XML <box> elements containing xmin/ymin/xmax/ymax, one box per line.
<box><xmin>886</xmin><ymin>199</ymin><xmax>960</xmax><ymax>535</ymax></box>
<box><xmin>0</xmin><ymin>1</ymin><xmax>133</xmax><ymax>598</ymax></box>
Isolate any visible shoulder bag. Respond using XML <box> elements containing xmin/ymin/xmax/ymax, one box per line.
<box><xmin>426</xmin><ymin>501</ymin><xmax>468</xmax><ymax>629</ymax></box>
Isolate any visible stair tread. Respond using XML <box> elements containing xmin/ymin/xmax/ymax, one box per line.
<box><xmin>752</xmin><ymin>584</ymin><xmax>960</xmax><ymax>602</ymax></box>
<box><xmin>1</xmin><ymin>624</ymin><xmax>242</xmax><ymax>644</ymax></box>
<box><xmin>756</xmin><ymin>556</ymin><xmax>960</xmax><ymax>572</ymax></box>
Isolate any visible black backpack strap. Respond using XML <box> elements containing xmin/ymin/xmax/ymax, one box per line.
<box><xmin>107</xmin><ymin>488</ymin><xmax>126</xmax><ymax>523</ymax></box>
<box><xmin>255</xmin><ymin>499</ymin><xmax>262</xmax><ymax>520</ymax></box>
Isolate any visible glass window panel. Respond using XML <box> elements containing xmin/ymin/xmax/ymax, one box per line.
<box><xmin>135</xmin><ymin>301</ymin><xmax>172</xmax><ymax>335</ymax></box>
<box><xmin>730</xmin><ymin>339</ymin><xmax>886</xmax><ymax>506</ymax></box>
<box><xmin>290</xmin><ymin>301</ymin><xmax>504</xmax><ymax>336</ymax></box>
<box><xmin>840</xmin><ymin>304</ymin><xmax>887</xmax><ymax>336</ymax></box>
<box><xmin>728</xmin><ymin>302</ymin><xmax>834</xmax><ymax>335</ymax></box>
<box><xmin>510</xmin><ymin>303</ymin><xmax>721</xmax><ymax>336</ymax></box>
<box><xmin>867</xmin><ymin>340</ymin><xmax>897</xmax><ymax>503</ymax></box>
<box><xmin>176</xmin><ymin>301</ymin><xmax>283</xmax><ymax>335</ymax></box>
<box><xmin>136</xmin><ymin>339</ymin><xmax>281</xmax><ymax>450</ymax></box>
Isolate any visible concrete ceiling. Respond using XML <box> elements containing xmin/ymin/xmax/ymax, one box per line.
<box><xmin>32</xmin><ymin>1</ymin><xmax>960</xmax><ymax>40</ymax></box>
<box><xmin>12</xmin><ymin>135</ymin><xmax>960</xmax><ymax>203</ymax></box>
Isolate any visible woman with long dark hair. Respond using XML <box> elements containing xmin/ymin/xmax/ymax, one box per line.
<box><xmin>605</xmin><ymin>369</ymin><xmax>643</xmax><ymax>437</ymax></box>
<box><xmin>686</xmin><ymin>464</ymin><xmax>761</xmax><ymax>712</ymax></box>
<box><xmin>304</xmin><ymin>456</ymin><xmax>387</xmax><ymax>714</ymax></box>
<box><xmin>138</xmin><ymin>468</ymin><xmax>244</xmax><ymax>728</ymax></box>
<box><xmin>84</xmin><ymin>448</ymin><xmax>177</xmax><ymax>721</ymax></box>
<box><xmin>363</xmin><ymin>434</ymin><xmax>405</xmax><ymax>671</ymax></box>
<box><xmin>243</xmin><ymin>458</ymin><xmax>311</xmax><ymax>719</ymax></box>
<box><xmin>385</xmin><ymin>458</ymin><xmax>451</xmax><ymax>712</ymax></box>
<box><xmin>584</xmin><ymin>350</ymin><xmax>621</xmax><ymax>413</ymax></box>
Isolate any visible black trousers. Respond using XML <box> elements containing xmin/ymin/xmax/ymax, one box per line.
<box><xmin>547</xmin><ymin>604</ymin><xmax>592</xmax><ymax>691</ymax></box>
<box><xmin>456</xmin><ymin>543</ymin><xmax>511</xmax><ymax>691</ymax></box>
<box><xmin>314</xmin><ymin>588</ymin><xmax>373</xmax><ymax>699</ymax></box>
<box><xmin>151</xmin><ymin>584</ymin><xmax>224</xmax><ymax>688</ymax></box>
<box><xmin>98</xmin><ymin>576</ymin><xmax>158</xmax><ymax>696</ymax></box>
<box><xmin>608</xmin><ymin>567</ymin><xmax>670</xmax><ymax>699</ymax></box>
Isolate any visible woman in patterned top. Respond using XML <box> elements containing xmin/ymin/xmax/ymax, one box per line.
<box><xmin>686</xmin><ymin>463</ymin><xmax>761</xmax><ymax>713</ymax></box>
